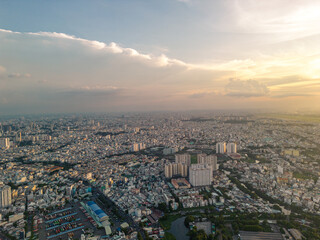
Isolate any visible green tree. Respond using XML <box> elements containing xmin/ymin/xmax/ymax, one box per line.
<box><xmin>137</xmin><ymin>232</ymin><xmax>143</xmax><ymax>240</ymax></box>
<box><xmin>184</xmin><ymin>215</ymin><xmax>195</xmax><ymax>228</ymax></box>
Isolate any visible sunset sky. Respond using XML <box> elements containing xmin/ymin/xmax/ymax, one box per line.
<box><xmin>1</xmin><ymin>0</ymin><xmax>320</xmax><ymax>114</ymax></box>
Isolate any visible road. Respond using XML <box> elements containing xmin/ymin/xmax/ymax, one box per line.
<box><xmin>92</xmin><ymin>187</ymin><xmax>146</xmax><ymax>238</ymax></box>
<box><xmin>67</xmin><ymin>177</ymin><xmax>146</xmax><ymax>238</ymax></box>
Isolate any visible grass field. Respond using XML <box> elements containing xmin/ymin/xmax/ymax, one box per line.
<box><xmin>191</xmin><ymin>155</ymin><xmax>197</xmax><ymax>164</ymax></box>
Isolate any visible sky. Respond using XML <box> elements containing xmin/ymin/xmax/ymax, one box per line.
<box><xmin>1</xmin><ymin>0</ymin><xmax>320</xmax><ymax>114</ymax></box>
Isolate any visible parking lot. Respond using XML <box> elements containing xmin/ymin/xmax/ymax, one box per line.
<box><xmin>37</xmin><ymin>202</ymin><xmax>105</xmax><ymax>240</ymax></box>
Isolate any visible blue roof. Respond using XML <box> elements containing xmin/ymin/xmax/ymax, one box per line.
<box><xmin>95</xmin><ymin>209</ymin><xmax>104</xmax><ymax>215</ymax></box>
<box><xmin>87</xmin><ymin>201</ymin><xmax>108</xmax><ymax>221</ymax></box>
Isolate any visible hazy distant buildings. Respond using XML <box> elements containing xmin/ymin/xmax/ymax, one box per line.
<box><xmin>0</xmin><ymin>185</ymin><xmax>12</xmax><ymax>208</ymax></box>
<box><xmin>283</xmin><ymin>149</ymin><xmax>299</xmax><ymax>157</ymax></box>
<box><xmin>227</xmin><ymin>142</ymin><xmax>237</xmax><ymax>153</ymax></box>
<box><xmin>216</xmin><ymin>142</ymin><xmax>226</xmax><ymax>154</ymax></box>
<box><xmin>163</xmin><ymin>147</ymin><xmax>178</xmax><ymax>155</ymax></box>
<box><xmin>130</xmin><ymin>143</ymin><xmax>146</xmax><ymax>152</ymax></box>
<box><xmin>15</xmin><ymin>132</ymin><xmax>22</xmax><ymax>142</ymax></box>
<box><xmin>189</xmin><ymin>164</ymin><xmax>212</xmax><ymax>187</ymax></box>
<box><xmin>278</xmin><ymin>165</ymin><xmax>284</xmax><ymax>174</ymax></box>
<box><xmin>0</xmin><ymin>138</ymin><xmax>10</xmax><ymax>149</ymax></box>
<box><xmin>216</xmin><ymin>142</ymin><xmax>237</xmax><ymax>154</ymax></box>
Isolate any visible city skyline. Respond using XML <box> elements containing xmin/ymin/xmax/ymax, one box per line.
<box><xmin>1</xmin><ymin>0</ymin><xmax>320</xmax><ymax>114</ymax></box>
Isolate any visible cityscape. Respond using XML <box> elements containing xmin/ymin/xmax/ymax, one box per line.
<box><xmin>1</xmin><ymin>0</ymin><xmax>320</xmax><ymax>239</ymax></box>
<box><xmin>1</xmin><ymin>112</ymin><xmax>320</xmax><ymax>240</ymax></box>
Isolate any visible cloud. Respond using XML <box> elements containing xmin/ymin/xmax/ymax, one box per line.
<box><xmin>272</xmin><ymin>93</ymin><xmax>315</xmax><ymax>98</ymax></box>
<box><xmin>58</xmin><ymin>86</ymin><xmax>123</xmax><ymax>98</ymax></box>
<box><xmin>225</xmin><ymin>79</ymin><xmax>269</xmax><ymax>97</ymax></box>
<box><xmin>8</xmin><ymin>73</ymin><xmax>31</xmax><ymax>78</ymax></box>
<box><xmin>233</xmin><ymin>0</ymin><xmax>320</xmax><ymax>37</ymax></box>
<box><xmin>0</xmin><ymin>28</ymin><xmax>320</xmax><ymax>113</ymax></box>
<box><xmin>0</xmin><ymin>65</ymin><xmax>31</xmax><ymax>80</ymax></box>
<box><xmin>22</xmin><ymin>30</ymin><xmax>190</xmax><ymax>68</ymax></box>
<box><xmin>186</xmin><ymin>90</ymin><xmax>218</xmax><ymax>99</ymax></box>
<box><xmin>0</xmin><ymin>65</ymin><xmax>6</xmax><ymax>78</ymax></box>
<box><xmin>38</xmin><ymin>79</ymin><xmax>48</xmax><ymax>84</ymax></box>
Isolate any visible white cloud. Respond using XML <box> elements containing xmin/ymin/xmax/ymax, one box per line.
<box><xmin>0</xmin><ymin>27</ymin><xmax>320</xmax><ymax>113</ymax></box>
<box><xmin>233</xmin><ymin>0</ymin><xmax>320</xmax><ymax>38</ymax></box>
<box><xmin>24</xmin><ymin>30</ymin><xmax>179</xmax><ymax>66</ymax></box>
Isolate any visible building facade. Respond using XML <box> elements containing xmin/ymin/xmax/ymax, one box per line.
<box><xmin>0</xmin><ymin>185</ymin><xmax>12</xmax><ymax>208</ymax></box>
<box><xmin>189</xmin><ymin>164</ymin><xmax>213</xmax><ymax>187</ymax></box>
<box><xmin>216</xmin><ymin>142</ymin><xmax>226</xmax><ymax>154</ymax></box>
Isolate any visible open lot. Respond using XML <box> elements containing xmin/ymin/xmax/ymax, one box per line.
<box><xmin>37</xmin><ymin>202</ymin><xmax>105</xmax><ymax>240</ymax></box>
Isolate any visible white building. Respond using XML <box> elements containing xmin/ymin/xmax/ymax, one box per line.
<box><xmin>0</xmin><ymin>185</ymin><xmax>12</xmax><ymax>208</ymax></box>
<box><xmin>277</xmin><ymin>165</ymin><xmax>284</xmax><ymax>175</ymax></box>
<box><xmin>216</xmin><ymin>142</ymin><xmax>226</xmax><ymax>154</ymax></box>
<box><xmin>189</xmin><ymin>164</ymin><xmax>212</xmax><ymax>187</ymax></box>
<box><xmin>226</xmin><ymin>142</ymin><xmax>237</xmax><ymax>153</ymax></box>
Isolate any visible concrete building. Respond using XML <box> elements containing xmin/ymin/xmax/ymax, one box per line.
<box><xmin>175</xmin><ymin>153</ymin><xmax>191</xmax><ymax>166</ymax></box>
<box><xmin>0</xmin><ymin>138</ymin><xmax>10</xmax><ymax>149</ymax></box>
<box><xmin>163</xmin><ymin>147</ymin><xmax>178</xmax><ymax>155</ymax></box>
<box><xmin>130</xmin><ymin>143</ymin><xmax>146</xmax><ymax>152</ymax></box>
<box><xmin>165</xmin><ymin>163</ymin><xmax>173</xmax><ymax>178</ymax></box>
<box><xmin>165</xmin><ymin>163</ymin><xmax>188</xmax><ymax>178</ymax></box>
<box><xmin>178</xmin><ymin>163</ymin><xmax>188</xmax><ymax>177</ymax></box>
<box><xmin>227</xmin><ymin>142</ymin><xmax>237</xmax><ymax>153</ymax></box>
<box><xmin>197</xmin><ymin>154</ymin><xmax>218</xmax><ymax>171</ymax></box>
<box><xmin>0</xmin><ymin>185</ymin><xmax>12</xmax><ymax>208</ymax></box>
<box><xmin>216</xmin><ymin>142</ymin><xmax>226</xmax><ymax>154</ymax></box>
<box><xmin>189</xmin><ymin>164</ymin><xmax>213</xmax><ymax>187</ymax></box>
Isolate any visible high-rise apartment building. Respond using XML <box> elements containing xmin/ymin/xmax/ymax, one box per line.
<box><xmin>0</xmin><ymin>138</ymin><xmax>10</xmax><ymax>149</ymax></box>
<box><xmin>197</xmin><ymin>154</ymin><xmax>218</xmax><ymax>171</ymax></box>
<box><xmin>130</xmin><ymin>143</ymin><xmax>146</xmax><ymax>152</ymax></box>
<box><xmin>165</xmin><ymin>163</ymin><xmax>188</xmax><ymax>178</ymax></box>
<box><xmin>175</xmin><ymin>153</ymin><xmax>191</xmax><ymax>166</ymax></box>
<box><xmin>227</xmin><ymin>142</ymin><xmax>237</xmax><ymax>153</ymax></box>
<box><xmin>197</xmin><ymin>154</ymin><xmax>207</xmax><ymax>163</ymax></box>
<box><xmin>0</xmin><ymin>185</ymin><xmax>12</xmax><ymax>208</ymax></box>
<box><xmin>178</xmin><ymin>163</ymin><xmax>188</xmax><ymax>177</ymax></box>
<box><xmin>189</xmin><ymin>164</ymin><xmax>213</xmax><ymax>187</ymax></box>
<box><xmin>216</xmin><ymin>142</ymin><xmax>226</xmax><ymax>154</ymax></box>
<box><xmin>165</xmin><ymin>164</ymin><xmax>173</xmax><ymax>178</ymax></box>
